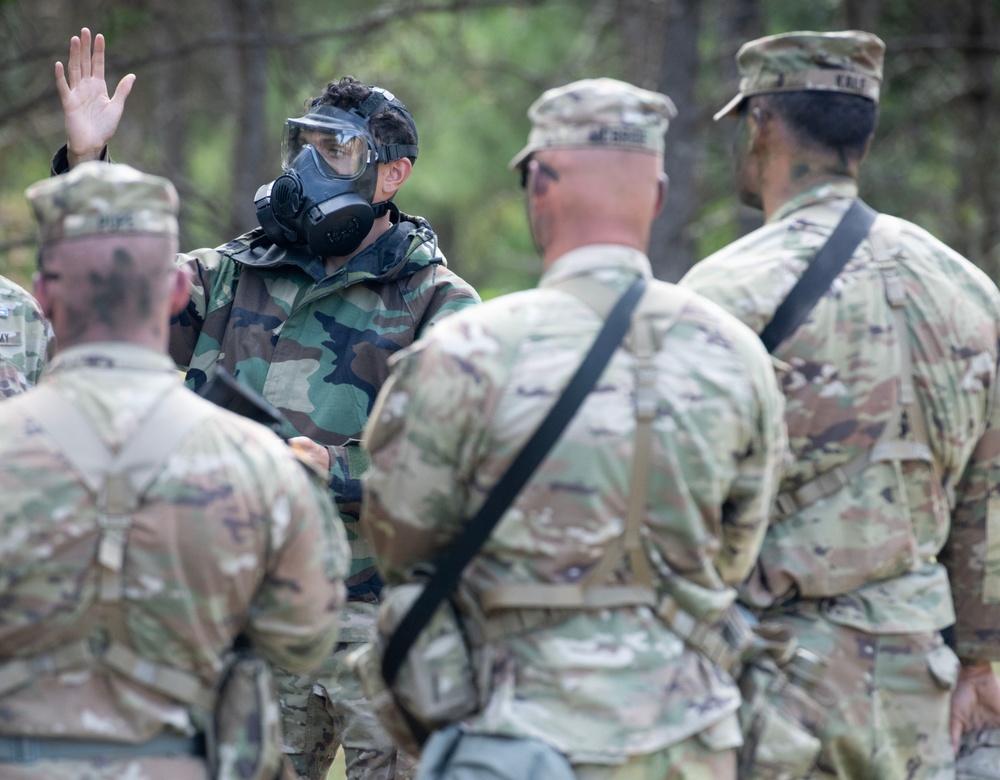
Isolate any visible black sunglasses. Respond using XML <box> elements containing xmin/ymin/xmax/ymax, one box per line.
<box><xmin>519</xmin><ymin>158</ymin><xmax>561</xmax><ymax>189</ymax></box>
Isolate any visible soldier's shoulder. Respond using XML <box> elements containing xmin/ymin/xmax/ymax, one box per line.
<box><xmin>0</xmin><ymin>276</ymin><xmax>44</xmax><ymax>318</ymax></box>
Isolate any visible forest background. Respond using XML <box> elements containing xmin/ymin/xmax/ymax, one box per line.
<box><xmin>1</xmin><ymin>0</ymin><xmax>999</xmax><ymax>297</ymax></box>
<box><xmin>0</xmin><ymin>2</ymin><xmax>997</xmax><ymax>778</ymax></box>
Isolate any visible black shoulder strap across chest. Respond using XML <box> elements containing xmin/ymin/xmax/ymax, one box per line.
<box><xmin>381</xmin><ymin>276</ymin><xmax>648</xmax><ymax>688</ymax></box>
<box><xmin>759</xmin><ymin>199</ymin><xmax>878</xmax><ymax>353</ymax></box>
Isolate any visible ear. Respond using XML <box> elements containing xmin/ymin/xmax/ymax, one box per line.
<box><xmin>654</xmin><ymin>173</ymin><xmax>669</xmax><ymax>217</ymax></box>
<box><xmin>746</xmin><ymin>101</ymin><xmax>772</xmax><ymax>149</ymax></box>
<box><xmin>32</xmin><ymin>271</ymin><xmax>52</xmax><ymax>318</ymax></box>
<box><xmin>168</xmin><ymin>265</ymin><xmax>193</xmax><ymax>317</ymax></box>
<box><xmin>379</xmin><ymin>158</ymin><xmax>413</xmax><ymax>199</ymax></box>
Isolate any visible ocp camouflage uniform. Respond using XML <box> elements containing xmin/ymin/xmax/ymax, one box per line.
<box><xmin>170</xmin><ymin>220</ymin><xmax>480</xmax><ymax>779</ymax></box>
<box><xmin>0</xmin><ymin>342</ymin><xmax>349</xmax><ymax>779</ymax></box>
<box><xmin>0</xmin><ymin>274</ymin><xmax>52</xmax><ymax>397</ymax></box>
<box><xmin>364</xmin><ymin>245</ymin><xmax>787</xmax><ymax>773</ymax></box>
<box><xmin>681</xmin><ymin>180</ymin><xmax>1000</xmax><ymax>777</ymax></box>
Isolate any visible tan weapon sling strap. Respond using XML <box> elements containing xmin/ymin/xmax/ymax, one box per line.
<box><xmin>477</xmin><ymin>277</ymin><xmax>742</xmax><ymax>668</ymax></box>
<box><xmin>0</xmin><ymin>383</ymin><xmax>217</xmax><ymax>710</ymax></box>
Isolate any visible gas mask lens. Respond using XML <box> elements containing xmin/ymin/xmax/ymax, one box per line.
<box><xmin>282</xmin><ymin>124</ymin><xmax>372</xmax><ymax>179</ymax></box>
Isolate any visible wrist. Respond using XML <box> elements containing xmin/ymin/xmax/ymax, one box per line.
<box><xmin>66</xmin><ymin>144</ymin><xmax>108</xmax><ymax>168</ymax></box>
<box><xmin>959</xmin><ymin>658</ymin><xmax>995</xmax><ymax>676</ymax></box>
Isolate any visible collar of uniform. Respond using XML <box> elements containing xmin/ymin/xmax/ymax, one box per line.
<box><xmin>45</xmin><ymin>342</ymin><xmax>180</xmax><ymax>376</ymax></box>
<box><xmin>540</xmin><ymin>244</ymin><xmax>652</xmax><ymax>289</ymax></box>
<box><xmin>768</xmin><ymin>179</ymin><xmax>859</xmax><ymax>224</ymax></box>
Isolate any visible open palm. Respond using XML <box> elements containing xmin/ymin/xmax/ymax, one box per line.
<box><xmin>55</xmin><ymin>27</ymin><xmax>135</xmax><ymax>165</ymax></box>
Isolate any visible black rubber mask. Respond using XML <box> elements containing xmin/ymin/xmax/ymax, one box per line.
<box><xmin>255</xmin><ymin>105</ymin><xmax>379</xmax><ymax>258</ymax></box>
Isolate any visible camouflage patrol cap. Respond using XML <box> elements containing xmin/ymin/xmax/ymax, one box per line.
<box><xmin>25</xmin><ymin>161</ymin><xmax>179</xmax><ymax>246</ymax></box>
<box><xmin>714</xmin><ymin>30</ymin><xmax>885</xmax><ymax>121</ymax></box>
<box><xmin>509</xmin><ymin>77</ymin><xmax>677</xmax><ymax>169</ymax></box>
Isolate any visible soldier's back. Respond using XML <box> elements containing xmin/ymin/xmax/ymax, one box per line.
<box><xmin>0</xmin><ymin>342</ymin><xmax>347</xmax><ymax>778</ymax></box>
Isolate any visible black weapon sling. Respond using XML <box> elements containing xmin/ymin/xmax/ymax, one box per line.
<box><xmin>758</xmin><ymin>199</ymin><xmax>878</xmax><ymax>353</ymax></box>
<box><xmin>381</xmin><ymin>275</ymin><xmax>648</xmax><ymax>688</ymax></box>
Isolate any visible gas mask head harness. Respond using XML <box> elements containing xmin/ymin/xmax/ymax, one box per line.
<box><xmin>254</xmin><ymin>88</ymin><xmax>418</xmax><ymax>258</ymax></box>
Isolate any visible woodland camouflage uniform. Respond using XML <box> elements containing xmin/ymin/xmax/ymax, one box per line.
<box><xmin>682</xmin><ymin>30</ymin><xmax>1000</xmax><ymax>779</ymax></box>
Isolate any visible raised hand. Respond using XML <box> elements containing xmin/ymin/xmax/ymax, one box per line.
<box><xmin>55</xmin><ymin>27</ymin><xmax>136</xmax><ymax>168</ymax></box>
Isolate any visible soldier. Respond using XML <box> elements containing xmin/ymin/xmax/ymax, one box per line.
<box><xmin>0</xmin><ymin>160</ymin><xmax>349</xmax><ymax>779</ymax></box>
<box><xmin>0</xmin><ymin>274</ymin><xmax>52</xmax><ymax>397</ymax></box>
<box><xmin>362</xmin><ymin>77</ymin><xmax>787</xmax><ymax>778</ymax></box>
<box><xmin>53</xmin><ymin>27</ymin><xmax>480</xmax><ymax>780</ymax></box>
<box><xmin>681</xmin><ymin>30</ymin><xmax>1000</xmax><ymax>778</ymax></box>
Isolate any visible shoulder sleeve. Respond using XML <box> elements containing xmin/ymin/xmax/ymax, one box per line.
<box><xmin>169</xmin><ymin>247</ymin><xmax>234</xmax><ymax>371</ymax></box>
<box><xmin>944</xmin><ymin>368</ymin><xmax>1000</xmax><ymax>661</ymax></box>
<box><xmin>409</xmin><ymin>265</ymin><xmax>481</xmax><ymax>338</ymax></box>
<box><xmin>715</xmin><ymin>312</ymin><xmax>788</xmax><ymax>584</ymax></box>
<box><xmin>245</xmin><ymin>431</ymin><xmax>349</xmax><ymax>672</ymax></box>
<box><xmin>363</xmin><ymin>312</ymin><xmax>497</xmax><ymax>584</ymax></box>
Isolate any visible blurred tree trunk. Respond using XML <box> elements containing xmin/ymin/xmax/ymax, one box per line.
<box><xmin>147</xmin><ymin>0</ymin><xmax>191</xmax><ymax>248</ymax></box>
<box><xmin>719</xmin><ymin>0</ymin><xmax>764</xmax><ymax>241</ymax></box>
<box><xmin>617</xmin><ymin>0</ymin><xmax>701</xmax><ymax>281</ymax></box>
<box><xmin>957</xmin><ymin>0</ymin><xmax>1000</xmax><ymax>279</ymax></box>
<box><xmin>843</xmin><ymin>0</ymin><xmax>881</xmax><ymax>31</ymax></box>
<box><xmin>225</xmin><ymin>0</ymin><xmax>272</xmax><ymax>238</ymax></box>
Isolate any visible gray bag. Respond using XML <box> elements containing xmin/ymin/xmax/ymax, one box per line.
<box><xmin>957</xmin><ymin>728</ymin><xmax>1000</xmax><ymax>780</ymax></box>
<box><xmin>416</xmin><ymin>724</ymin><xmax>576</xmax><ymax>780</ymax></box>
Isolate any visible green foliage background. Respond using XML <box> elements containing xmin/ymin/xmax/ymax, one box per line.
<box><xmin>1</xmin><ymin>0</ymin><xmax>998</xmax><ymax>295</ymax></box>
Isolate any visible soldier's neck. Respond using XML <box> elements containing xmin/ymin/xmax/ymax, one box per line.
<box><xmin>762</xmin><ymin>148</ymin><xmax>859</xmax><ymax>221</ymax></box>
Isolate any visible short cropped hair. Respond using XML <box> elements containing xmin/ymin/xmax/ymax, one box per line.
<box><xmin>759</xmin><ymin>91</ymin><xmax>878</xmax><ymax>163</ymax></box>
<box><xmin>309</xmin><ymin>76</ymin><xmax>418</xmax><ymax>163</ymax></box>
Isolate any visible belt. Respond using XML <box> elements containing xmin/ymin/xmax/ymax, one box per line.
<box><xmin>0</xmin><ymin>731</ymin><xmax>206</xmax><ymax>763</ymax></box>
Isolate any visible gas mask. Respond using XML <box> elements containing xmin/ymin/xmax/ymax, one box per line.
<box><xmin>254</xmin><ymin>91</ymin><xmax>417</xmax><ymax>258</ymax></box>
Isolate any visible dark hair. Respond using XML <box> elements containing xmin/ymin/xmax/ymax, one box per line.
<box><xmin>760</xmin><ymin>91</ymin><xmax>878</xmax><ymax>163</ymax></box>
<box><xmin>309</xmin><ymin>76</ymin><xmax>418</xmax><ymax>162</ymax></box>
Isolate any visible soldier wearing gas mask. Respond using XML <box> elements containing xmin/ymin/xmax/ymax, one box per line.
<box><xmin>255</xmin><ymin>88</ymin><xmax>420</xmax><ymax>259</ymax></box>
<box><xmin>52</xmin><ymin>27</ymin><xmax>481</xmax><ymax>780</ymax></box>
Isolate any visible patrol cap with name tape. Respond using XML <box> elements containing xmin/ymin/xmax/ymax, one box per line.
<box><xmin>714</xmin><ymin>30</ymin><xmax>885</xmax><ymax>121</ymax></box>
<box><xmin>25</xmin><ymin>160</ymin><xmax>179</xmax><ymax>247</ymax></box>
<box><xmin>509</xmin><ymin>77</ymin><xmax>677</xmax><ymax>169</ymax></box>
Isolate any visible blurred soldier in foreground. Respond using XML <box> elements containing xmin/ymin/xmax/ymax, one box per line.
<box><xmin>362</xmin><ymin>78</ymin><xmax>786</xmax><ymax>778</ymax></box>
<box><xmin>0</xmin><ymin>161</ymin><xmax>349</xmax><ymax>779</ymax></box>
<box><xmin>0</xmin><ymin>273</ymin><xmax>52</xmax><ymax>397</ymax></box>
<box><xmin>54</xmin><ymin>29</ymin><xmax>480</xmax><ymax>779</ymax></box>
<box><xmin>682</xmin><ymin>30</ymin><xmax>1000</xmax><ymax>778</ymax></box>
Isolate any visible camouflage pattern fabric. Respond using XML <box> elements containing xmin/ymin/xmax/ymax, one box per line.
<box><xmin>170</xmin><ymin>221</ymin><xmax>477</xmax><ymax>779</ymax></box>
<box><xmin>714</xmin><ymin>30</ymin><xmax>884</xmax><ymax>120</ymax></box>
<box><xmin>763</xmin><ymin>603</ymin><xmax>956</xmax><ymax>778</ymax></box>
<box><xmin>363</xmin><ymin>245</ymin><xmax>786</xmax><ymax>766</ymax></box>
<box><xmin>170</xmin><ymin>220</ymin><xmax>479</xmax><ymax>616</ymax></box>
<box><xmin>0</xmin><ymin>275</ymin><xmax>52</xmax><ymax>398</ymax></box>
<box><xmin>681</xmin><ymin>180</ymin><xmax>1000</xmax><ymax>775</ymax></box>
<box><xmin>0</xmin><ymin>755</ymin><xmax>212</xmax><ymax>780</ymax></box>
<box><xmin>279</xmin><ymin>641</ymin><xmax>416</xmax><ymax>780</ymax></box>
<box><xmin>0</xmin><ymin>342</ymin><xmax>349</xmax><ymax>779</ymax></box>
